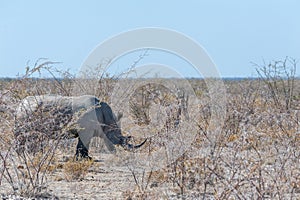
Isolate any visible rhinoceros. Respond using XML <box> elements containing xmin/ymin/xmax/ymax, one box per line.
<box><xmin>14</xmin><ymin>95</ymin><xmax>147</xmax><ymax>159</ymax></box>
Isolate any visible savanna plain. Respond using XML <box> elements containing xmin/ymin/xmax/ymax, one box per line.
<box><xmin>0</xmin><ymin>61</ymin><xmax>300</xmax><ymax>199</ymax></box>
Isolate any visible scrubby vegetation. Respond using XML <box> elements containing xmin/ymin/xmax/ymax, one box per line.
<box><xmin>0</xmin><ymin>59</ymin><xmax>299</xmax><ymax>199</ymax></box>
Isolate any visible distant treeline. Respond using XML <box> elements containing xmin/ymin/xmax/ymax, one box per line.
<box><xmin>1</xmin><ymin>77</ymin><xmax>299</xmax><ymax>82</ymax></box>
<box><xmin>0</xmin><ymin>77</ymin><xmax>261</xmax><ymax>81</ymax></box>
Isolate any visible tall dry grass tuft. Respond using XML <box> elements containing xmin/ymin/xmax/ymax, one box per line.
<box><xmin>62</xmin><ymin>159</ymin><xmax>94</xmax><ymax>181</ymax></box>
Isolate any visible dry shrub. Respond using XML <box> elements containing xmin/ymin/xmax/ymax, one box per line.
<box><xmin>124</xmin><ymin>72</ymin><xmax>300</xmax><ymax>199</ymax></box>
<box><xmin>0</xmin><ymin>60</ymin><xmax>76</xmax><ymax>197</ymax></box>
<box><xmin>254</xmin><ymin>57</ymin><xmax>297</xmax><ymax>110</ymax></box>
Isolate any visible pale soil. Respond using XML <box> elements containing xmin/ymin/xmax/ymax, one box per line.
<box><xmin>1</xmin><ymin>137</ymin><xmax>300</xmax><ymax>199</ymax></box>
<box><xmin>2</xmin><ymin>151</ymin><xmax>299</xmax><ymax>200</ymax></box>
<box><xmin>0</xmin><ymin>154</ymin><xmax>137</xmax><ymax>199</ymax></box>
<box><xmin>0</xmin><ymin>139</ymin><xmax>183</xmax><ymax>200</ymax></box>
<box><xmin>0</xmin><ymin>154</ymin><xmax>190</xmax><ymax>200</ymax></box>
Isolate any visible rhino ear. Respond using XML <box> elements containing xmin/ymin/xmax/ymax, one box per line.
<box><xmin>117</xmin><ymin>112</ymin><xmax>123</xmax><ymax>121</ymax></box>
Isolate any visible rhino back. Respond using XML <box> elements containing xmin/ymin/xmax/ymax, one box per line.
<box><xmin>14</xmin><ymin>95</ymin><xmax>101</xmax><ymax>136</ymax></box>
<box><xmin>71</xmin><ymin>95</ymin><xmax>100</xmax><ymax>112</ymax></box>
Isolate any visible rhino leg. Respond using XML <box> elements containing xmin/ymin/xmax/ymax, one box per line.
<box><xmin>75</xmin><ymin>138</ymin><xmax>91</xmax><ymax>160</ymax></box>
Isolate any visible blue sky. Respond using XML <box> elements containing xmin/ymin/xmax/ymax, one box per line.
<box><xmin>0</xmin><ymin>0</ymin><xmax>299</xmax><ymax>77</ymax></box>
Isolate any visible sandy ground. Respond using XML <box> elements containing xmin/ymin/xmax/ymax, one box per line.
<box><xmin>1</xmin><ymin>139</ymin><xmax>300</xmax><ymax>200</ymax></box>
<box><xmin>0</xmin><ymin>154</ymin><xmax>140</xmax><ymax>199</ymax></box>
<box><xmin>0</xmin><ymin>139</ymin><xmax>179</xmax><ymax>200</ymax></box>
<box><xmin>48</xmin><ymin>154</ymin><xmax>140</xmax><ymax>199</ymax></box>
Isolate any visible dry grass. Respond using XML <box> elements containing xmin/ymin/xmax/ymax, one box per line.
<box><xmin>62</xmin><ymin>159</ymin><xmax>94</xmax><ymax>181</ymax></box>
